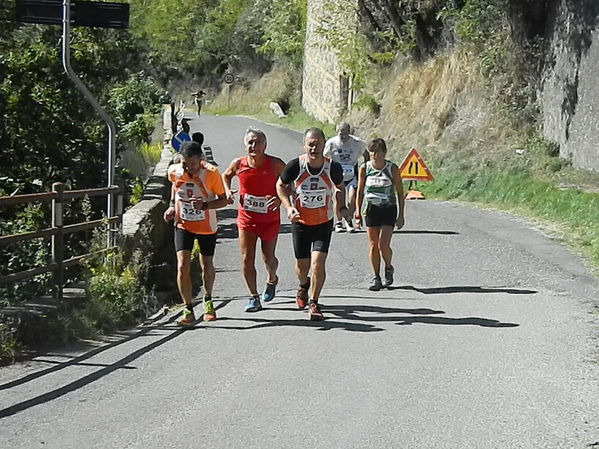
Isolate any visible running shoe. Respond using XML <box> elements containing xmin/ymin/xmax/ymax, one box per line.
<box><xmin>203</xmin><ymin>299</ymin><xmax>217</xmax><ymax>321</ymax></box>
<box><xmin>177</xmin><ymin>308</ymin><xmax>196</xmax><ymax>326</ymax></box>
<box><xmin>244</xmin><ymin>296</ymin><xmax>263</xmax><ymax>312</ymax></box>
<box><xmin>383</xmin><ymin>265</ymin><xmax>394</xmax><ymax>288</ymax></box>
<box><xmin>262</xmin><ymin>276</ymin><xmax>278</xmax><ymax>302</ymax></box>
<box><xmin>296</xmin><ymin>277</ymin><xmax>310</xmax><ymax>309</ymax></box>
<box><xmin>334</xmin><ymin>221</ymin><xmax>345</xmax><ymax>233</ymax></box>
<box><xmin>308</xmin><ymin>302</ymin><xmax>324</xmax><ymax>321</ymax></box>
<box><xmin>369</xmin><ymin>275</ymin><xmax>382</xmax><ymax>291</ymax></box>
<box><xmin>345</xmin><ymin>220</ymin><xmax>355</xmax><ymax>233</ymax></box>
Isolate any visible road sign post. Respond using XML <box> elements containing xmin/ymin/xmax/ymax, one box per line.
<box><xmin>398</xmin><ymin>148</ymin><xmax>433</xmax><ymax>200</ymax></box>
<box><xmin>16</xmin><ymin>0</ymin><xmax>130</xmax><ymax>247</ymax></box>
<box><xmin>224</xmin><ymin>73</ymin><xmax>234</xmax><ymax>109</ymax></box>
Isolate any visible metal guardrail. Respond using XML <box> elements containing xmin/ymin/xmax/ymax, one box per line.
<box><xmin>0</xmin><ymin>182</ymin><xmax>124</xmax><ymax>298</ymax></box>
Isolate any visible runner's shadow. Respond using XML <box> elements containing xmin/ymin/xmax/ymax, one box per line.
<box><xmin>322</xmin><ymin>304</ymin><xmax>518</xmax><ymax>327</ymax></box>
<box><xmin>210</xmin><ymin>317</ymin><xmax>384</xmax><ymax>333</ymax></box>
<box><xmin>391</xmin><ymin>285</ymin><xmax>537</xmax><ymax>295</ymax></box>
<box><xmin>395</xmin><ymin>229</ymin><xmax>459</xmax><ymax>235</ymax></box>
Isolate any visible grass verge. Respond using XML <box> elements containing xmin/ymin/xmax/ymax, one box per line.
<box><xmin>420</xmin><ymin>159</ymin><xmax>599</xmax><ymax>273</ymax></box>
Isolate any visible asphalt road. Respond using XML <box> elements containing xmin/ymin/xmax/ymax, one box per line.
<box><xmin>1</xmin><ymin>115</ymin><xmax>598</xmax><ymax>448</ymax></box>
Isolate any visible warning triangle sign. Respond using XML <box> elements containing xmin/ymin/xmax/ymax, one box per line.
<box><xmin>398</xmin><ymin>148</ymin><xmax>433</xmax><ymax>181</ymax></box>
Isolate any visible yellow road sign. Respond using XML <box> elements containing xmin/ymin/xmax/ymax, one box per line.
<box><xmin>399</xmin><ymin>148</ymin><xmax>433</xmax><ymax>181</ymax></box>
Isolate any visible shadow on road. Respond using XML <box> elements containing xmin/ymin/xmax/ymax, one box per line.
<box><xmin>0</xmin><ymin>299</ymin><xmax>233</xmax><ymax>418</ymax></box>
<box><xmin>208</xmin><ymin>302</ymin><xmax>519</xmax><ymax>332</ymax></box>
<box><xmin>391</xmin><ymin>285</ymin><xmax>538</xmax><ymax>295</ymax></box>
<box><xmin>394</xmin><ymin>229</ymin><xmax>459</xmax><ymax>235</ymax></box>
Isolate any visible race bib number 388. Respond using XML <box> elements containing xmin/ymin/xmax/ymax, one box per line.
<box><xmin>243</xmin><ymin>194</ymin><xmax>268</xmax><ymax>214</ymax></box>
<box><xmin>299</xmin><ymin>189</ymin><xmax>326</xmax><ymax>209</ymax></box>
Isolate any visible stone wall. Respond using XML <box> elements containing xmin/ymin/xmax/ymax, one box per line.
<box><xmin>302</xmin><ymin>0</ymin><xmax>356</xmax><ymax>123</ymax></box>
<box><xmin>541</xmin><ymin>0</ymin><xmax>599</xmax><ymax>171</ymax></box>
<box><xmin>120</xmin><ymin>107</ymin><xmax>174</xmax><ymax>274</ymax></box>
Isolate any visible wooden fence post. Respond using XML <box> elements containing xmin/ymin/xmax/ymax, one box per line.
<box><xmin>51</xmin><ymin>182</ymin><xmax>65</xmax><ymax>299</ymax></box>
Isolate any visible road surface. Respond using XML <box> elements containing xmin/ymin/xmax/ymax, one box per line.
<box><xmin>1</xmin><ymin>115</ymin><xmax>598</xmax><ymax>448</ymax></box>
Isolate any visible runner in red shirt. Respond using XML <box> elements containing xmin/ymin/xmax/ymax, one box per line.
<box><xmin>223</xmin><ymin>128</ymin><xmax>286</xmax><ymax>312</ymax></box>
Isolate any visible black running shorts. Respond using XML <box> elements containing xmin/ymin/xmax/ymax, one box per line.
<box><xmin>174</xmin><ymin>228</ymin><xmax>217</xmax><ymax>256</ymax></box>
<box><xmin>291</xmin><ymin>219</ymin><xmax>334</xmax><ymax>259</ymax></box>
<box><xmin>365</xmin><ymin>204</ymin><xmax>398</xmax><ymax>228</ymax></box>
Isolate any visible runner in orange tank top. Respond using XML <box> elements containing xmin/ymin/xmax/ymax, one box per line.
<box><xmin>223</xmin><ymin>128</ymin><xmax>286</xmax><ymax>312</ymax></box>
<box><xmin>164</xmin><ymin>141</ymin><xmax>228</xmax><ymax>325</ymax></box>
<box><xmin>277</xmin><ymin>127</ymin><xmax>348</xmax><ymax>321</ymax></box>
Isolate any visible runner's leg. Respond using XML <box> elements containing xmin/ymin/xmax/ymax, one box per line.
<box><xmin>260</xmin><ymin>236</ymin><xmax>279</xmax><ymax>284</ymax></box>
<box><xmin>200</xmin><ymin>255</ymin><xmax>215</xmax><ymax>297</ymax></box>
<box><xmin>378</xmin><ymin>225</ymin><xmax>394</xmax><ymax>268</ymax></box>
<box><xmin>176</xmin><ymin>250</ymin><xmax>193</xmax><ymax>305</ymax></box>
<box><xmin>347</xmin><ymin>185</ymin><xmax>357</xmax><ymax>224</ymax></box>
<box><xmin>295</xmin><ymin>258</ymin><xmax>310</xmax><ymax>286</ymax></box>
<box><xmin>366</xmin><ymin>227</ymin><xmax>382</xmax><ymax>276</ymax></box>
<box><xmin>239</xmin><ymin>229</ymin><xmax>259</xmax><ymax>295</ymax></box>
<box><xmin>310</xmin><ymin>251</ymin><xmax>328</xmax><ymax>302</ymax></box>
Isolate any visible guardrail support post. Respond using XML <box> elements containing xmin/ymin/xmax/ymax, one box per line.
<box><xmin>51</xmin><ymin>182</ymin><xmax>65</xmax><ymax>299</ymax></box>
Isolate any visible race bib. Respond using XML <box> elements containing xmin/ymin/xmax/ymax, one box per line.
<box><xmin>342</xmin><ymin>164</ymin><xmax>355</xmax><ymax>182</ymax></box>
<box><xmin>366</xmin><ymin>192</ymin><xmax>388</xmax><ymax>205</ymax></box>
<box><xmin>366</xmin><ymin>176</ymin><xmax>392</xmax><ymax>187</ymax></box>
<box><xmin>180</xmin><ymin>202</ymin><xmax>206</xmax><ymax>221</ymax></box>
<box><xmin>243</xmin><ymin>194</ymin><xmax>268</xmax><ymax>214</ymax></box>
<box><xmin>299</xmin><ymin>189</ymin><xmax>326</xmax><ymax>209</ymax></box>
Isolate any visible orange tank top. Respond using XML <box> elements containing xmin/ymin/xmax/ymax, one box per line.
<box><xmin>293</xmin><ymin>155</ymin><xmax>334</xmax><ymax>226</ymax></box>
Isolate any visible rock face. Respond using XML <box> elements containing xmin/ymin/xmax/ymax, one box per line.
<box><xmin>302</xmin><ymin>0</ymin><xmax>599</xmax><ymax>171</ymax></box>
<box><xmin>541</xmin><ymin>0</ymin><xmax>599</xmax><ymax>171</ymax></box>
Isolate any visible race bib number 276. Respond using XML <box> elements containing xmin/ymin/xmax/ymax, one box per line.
<box><xmin>299</xmin><ymin>189</ymin><xmax>326</xmax><ymax>209</ymax></box>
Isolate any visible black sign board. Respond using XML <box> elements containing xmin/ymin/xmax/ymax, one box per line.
<box><xmin>16</xmin><ymin>0</ymin><xmax>129</xmax><ymax>29</ymax></box>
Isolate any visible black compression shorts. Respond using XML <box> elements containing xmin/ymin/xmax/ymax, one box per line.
<box><xmin>174</xmin><ymin>228</ymin><xmax>217</xmax><ymax>256</ymax></box>
<box><xmin>291</xmin><ymin>220</ymin><xmax>334</xmax><ymax>259</ymax></box>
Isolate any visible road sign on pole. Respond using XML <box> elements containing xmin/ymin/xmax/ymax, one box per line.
<box><xmin>398</xmin><ymin>148</ymin><xmax>433</xmax><ymax>200</ymax></box>
<box><xmin>16</xmin><ymin>0</ymin><xmax>130</xmax><ymax>246</ymax></box>
<box><xmin>16</xmin><ymin>0</ymin><xmax>130</xmax><ymax>29</ymax></box>
<box><xmin>399</xmin><ymin>148</ymin><xmax>433</xmax><ymax>181</ymax></box>
<box><xmin>224</xmin><ymin>73</ymin><xmax>234</xmax><ymax>84</ymax></box>
<box><xmin>171</xmin><ymin>131</ymin><xmax>191</xmax><ymax>152</ymax></box>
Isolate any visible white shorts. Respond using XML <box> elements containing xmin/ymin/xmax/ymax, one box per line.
<box><xmin>345</xmin><ymin>177</ymin><xmax>358</xmax><ymax>190</ymax></box>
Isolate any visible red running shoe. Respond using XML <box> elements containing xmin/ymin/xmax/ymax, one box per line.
<box><xmin>296</xmin><ymin>277</ymin><xmax>310</xmax><ymax>309</ymax></box>
<box><xmin>308</xmin><ymin>302</ymin><xmax>324</xmax><ymax>321</ymax></box>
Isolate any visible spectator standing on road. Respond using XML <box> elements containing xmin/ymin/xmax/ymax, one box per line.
<box><xmin>276</xmin><ymin>127</ymin><xmax>347</xmax><ymax>321</ymax></box>
<box><xmin>222</xmin><ymin>128</ymin><xmax>286</xmax><ymax>312</ymax></box>
<box><xmin>355</xmin><ymin>138</ymin><xmax>405</xmax><ymax>291</ymax></box>
<box><xmin>163</xmin><ymin>141</ymin><xmax>228</xmax><ymax>325</ymax></box>
<box><xmin>192</xmin><ymin>90</ymin><xmax>206</xmax><ymax>117</ymax></box>
<box><xmin>324</xmin><ymin>122</ymin><xmax>368</xmax><ymax>233</ymax></box>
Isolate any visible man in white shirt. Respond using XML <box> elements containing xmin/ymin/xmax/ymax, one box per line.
<box><xmin>323</xmin><ymin>122</ymin><xmax>368</xmax><ymax>233</ymax></box>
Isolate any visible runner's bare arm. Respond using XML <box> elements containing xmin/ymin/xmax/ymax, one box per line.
<box><xmin>266</xmin><ymin>158</ymin><xmax>287</xmax><ymax>210</ymax></box>
<box><xmin>276</xmin><ymin>178</ymin><xmax>300</xmax><ymax>222</ymax></box>
<box><xmin>222</xmin><ymin>158</ymin><xmax>240</xmax><ymax>204</ymax></box>
<box><xmin>392</xmin><ymin>164</ymin><xmax>405</xmax><ymax>229</ymax></box>
<box><xmin>164</xmin><ymin>181</ymin><xmax>176</xmax><ymax>222</ymax></box>
<box><xmin>354</xmin><ymin>164</ymin><xmax>366</xmax><ymax>228</ymax></box>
